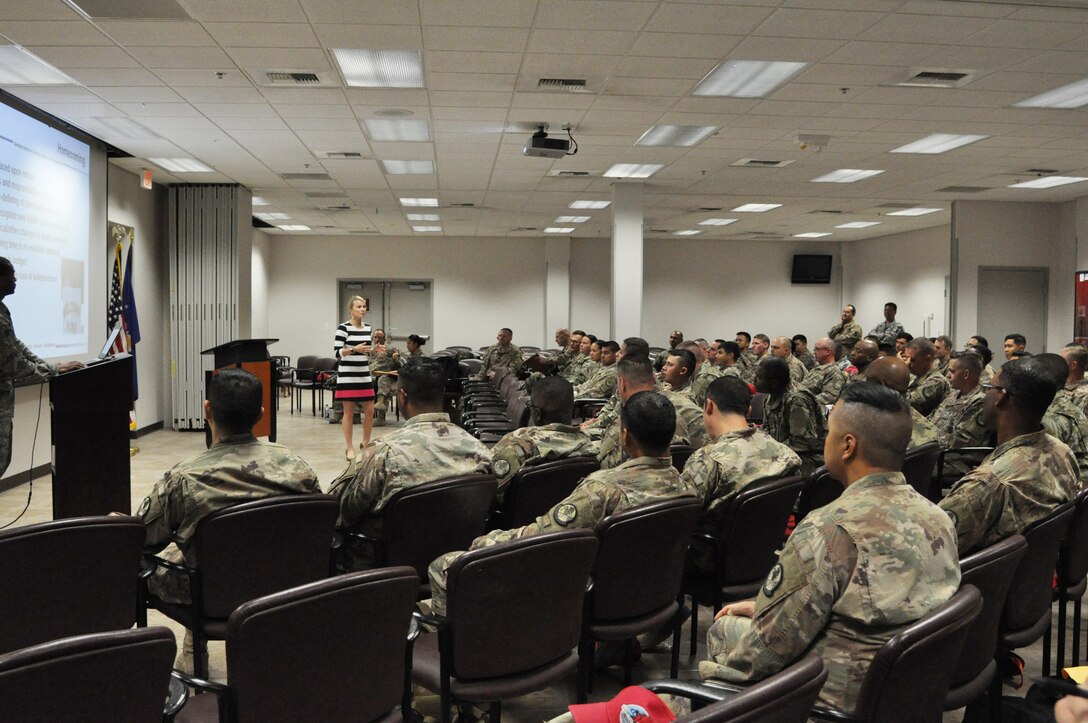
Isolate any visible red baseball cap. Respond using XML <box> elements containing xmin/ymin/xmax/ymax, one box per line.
<box><xmin>569</xmin><ymin>686</ymin><xmax>676</xmax><ymax>723</ymax></box>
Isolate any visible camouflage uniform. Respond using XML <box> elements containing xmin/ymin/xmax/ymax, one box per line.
<box><xmin>597</xmin><ymin>390</ymin><xmax>710</xmax><ymax>470</ymax></box>
<box><xmin>1043</xmin><ymin>394</ymin><xmax>1088</xmax><ymax>485</ymax></box>
<box><xmin>800</xmin><ymin>362</ymin><xmax>846</xmax><ymax>407</ymax></box>
<box><xmin>140</xmin><ymin>433</ymin><xmax>320</xmax><ymax>602</ymax></box>
<box><xmin>490</xmin><ymin>423</ymin><xmax>595</xmax><ymax>498</ymax></box>
<box><xmin>561</xmin><ymin>355</ymin><xmax>596</xmax><ymax>386</ymax></box>
<box><xmin>939</xmin><ymin>430</ymin><xmax>1078</xmax><ymax>555</ymax></box>
<box><xmin>909</xmin><ymin>407</ymin><xmax>941</xmax><ymax>450</ymax></box>
<box><xmin>867</xmin><ymin>320</ymin><xmax>904</xmax><ymax>347</ymax></box>
<box><xmin>785</xmin><ymin>355</ymin><xmax>807</xmax><ymax>384</ymax></box>
<box><xmin>828</xmin><ymin>321</ymin><xmax>863</xmax><ymax>349</ymax></box>
<box><xmin>796</xmin><ymin>350</ymin><xmax>817</xmax><ymax>370</ymax></box>
<box><xmin>573</xmin><ymin>363</ymin><xmax>617</xmax><ymax>400</ymax></box>
<box><xmin>701</xmin><ymin>472</ymin><xmax>960</xmax><ymax>714</ymax></box>
<box><xmin>329</xmin><ymin>412</ymin><xmax>492</xmax><ymax>570</ymax></box>
<box><xmin>907</xmin><ymin>368</ymin><xmax>950</xmax><ymax>417</ymax></box>
<box><xmin>1058</xmin><ymin>379</ymin><xmax>1088</xmax><ymax>418</ymax></box>
<box><xmin>980</xmin><ymin>364</ymin><xmax>995</xmax><ymax>385</ymax></box>
<box><xmin>369</xmin><ymin>344</ymin><xmax>401</xmax><ymax>419</ymax></box>
<box><xmin>684</xmin><ymin>363</ymin><xmax>724</xmax><ymax>409</ymax></box>
<box><xmin>929</xmin><ymin>387</ymin><xmax>990</xmax><ymax>477</ymax></box>
<box><xmin>0</xmin><ymin>302</ymin><xmax>56</xmax><ymax>479</ymax></box>
<box><xmin>735</xmin><ymin>353</ymin><xmax>755</xmax><ymax>383</ymax></box>
<box><xmin>428</xmin><ymin>456</ymin><xmax>695</xmax><ymax>616</ymax></box>
<box><xmin>761</xmin><ymin>386</ymin><xmax>826</xmax><ymax>477</ymax></box>
<box><xmin>475</xmin><ymin>343</ymin><xmax>523</xmax><ymax>380</ymax></box>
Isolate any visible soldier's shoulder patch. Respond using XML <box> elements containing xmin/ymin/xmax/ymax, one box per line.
<box><xmin>763</xmin><ymin>563</ymin><xmax>784</xmax><ymax>597</ymax></box>
<box><xmin>138</xmin><ymin>496</ymin><xmax>151</xmax><ymax>517</ymax></box>
<box><xmin>554</xmin><ymin>503</ymin><xmax>578</xmax><ymax>526</ymax></box>
<box><xmin>493</xmin><ymin>459</ymin><xmax>511</xmax><ymax>478</ymax></box>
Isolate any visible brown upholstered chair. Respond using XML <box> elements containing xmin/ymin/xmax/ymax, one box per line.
<box><xmin>684</xmin><ymin>475</ymin><xmax>804</xmax><ymax>656</ymax></box>
<box><xmin>579</xmin><ymin>498</ymin><xmax>703</xmax><ymax>701</ymax></box>
<box><xmin>0</xmin><ymin>515</ymin><xmax>144</xmax><ymax>655</ymax></box>
<box><xmin>0</xmin><ymin>626</ymin><xmax>181</xmax><ymax>722</ymax></box>
<box><xmin>900</xmin><ymin>441</ymin><xmax>943</xmax><ymax>502</ymax></box>
<box><xmin>945</xmin><ymin>535</ymin><xmax>1028</xmax><ymax>717</ymax></box>
<box><xmin>286</xmin><ymin>354</ymin><xmax>318</xmax><ymax>414</ymax></box>
<box><xmin>412</xmin><ymin>529</ymin><xmax>599</xmax><ymax>723</ymax></box>
<box><xmin>1044</xmin><ymin>487</ymin><xmax>1088</xmax><ymax>673</ymax></box>
<box><xmin>643</xmin><ymin>652</ymin><xmax>827</xmax><ymax>723</ymax></box>
<box><xmin>173</xmin><ymin>567</ymin><xmax>419</xmax><ymax>723</ymax></box>
<box><xmin>490</xmin><ymin>456</ymin><xmax>598</xmax><ymax>530</ymax></box>
<box><xmin>341</xmin><ymin>474</ymin><xmax>496</xmax><ymax>597</ymax></box>
<box><xmin>793</xmin><ymin>466</ymin><xmax>842</xmax><ymax>523</ymax></box>
<box><xmin>140</xmin><ymin>494</ymin><xmax>339</xmax><ymax>679</ymax></box>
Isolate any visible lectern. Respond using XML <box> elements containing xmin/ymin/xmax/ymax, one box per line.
<box><xmin>50</xmin><ymin>353</ymin><xmax>132</xmax><ymax>518</ymax></box>
<box><xmin>201</xmin><ymin>339</ymin><xmax>279</xmax><ymax>446</ymax></box>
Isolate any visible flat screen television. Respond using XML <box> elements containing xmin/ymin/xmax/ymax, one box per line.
<box><xmin>791</xmin><ymin>254</ymin><xmax>832</xmax><ymax>284</ymax></box>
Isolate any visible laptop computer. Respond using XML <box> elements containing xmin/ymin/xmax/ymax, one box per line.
<box><xmin>85</xmin><ymin>325</ymin><xmax>122</xmax><ymax>366</ymax></box>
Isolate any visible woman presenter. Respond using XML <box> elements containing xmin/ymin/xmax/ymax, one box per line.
<box><xmin>333</xmin><ymin>296</ymin><xmax>380</xmax><ymax>459</ymax></box>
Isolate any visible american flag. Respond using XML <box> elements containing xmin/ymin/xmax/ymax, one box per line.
<box><xmin>107</xmin><ymin>242</ymin><xmax>126</xmax><ymax>355</ymax></box>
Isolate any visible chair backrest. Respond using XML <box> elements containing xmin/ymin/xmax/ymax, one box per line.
<box><xmin>1003</xmin><ymin>502</ymin><xmax>1075</xmax><ymax>633</ymax></box>
<box><xmin>227</xmin><ymin>567</ymin><xmax>419</xmax><ymax>723</ymax></box>
<box><xmin>295</xmin><ymin>355</ymin><xmax>318</xmax><ymax>380</ymax></box>
<box><xmin>716</xmin><ymin>476</ymin><xmax>805</xmax><ymax>586</ymax></box>
<box><xmin>446</xmin><ymin>529</ymin><xmax>598</xmax><ymax>680</ymax></box>
<box><xmin>591</xmin><ymin>498</ymin><xmax>703</xmax><ymax>621</ymax></box>
<box><xmin>446</xmin><ymin>346</ymin><xmax>473</xmax><ymax>352</ymax></box>
<box><xmin>1059</xmin><ymin>487</ymin><xmax>1088</xmax><ymax>587</ymax></box>
<box><xmin>383</xmin><ymin>475</ymin><xmax>497</xmax><ymax>579</ymax></box>
<box><xmin>192</xmin><ymin>495</ymin><xmax>339</xmax><ymax>618</ymax></box>
<box><xmin>901</xmin><ymin>442</ymin><xmax>942</xmax><ymax>502</ymax></box>
<box><xmin>0</xmin><ymin>515</ymin><xmax>144</xmax><ymax>654</ymax></box>
<box><xmin>460</xmin><ymin>359</ymin><xmax>483</xmax><ymax>377</ymax></box>
<box><xmin>748</xmin><ymin>393</ymin><xmax>766</xmax><ymax>424</ymax></box>
<box><xmin>678</xmin><ymin>652</ymin><xmax>827</xmax><ymax>723</ymax></box>
<box><xmin>0</xmin><ymin>626</ymin><xmax>175</xmax><ymax>722</ymax></box>
<box><xmin>314</xmin><ymin>356</ymin><xmax>338</xmax><ymax>372</ymax></box>
<box><xmin>851</xmin><ymin>585</ymin><xmax>983</xmax><ymax>722</ymax></box>
<box><xmin>795</xmin><ymin>466</ymin><xmax>843</xmax><ymax>521</ymax></box>
<box><xmin>951</xmin><ymin>535</ymin><xmax>1029</xmax><ymax>690</ymax></box>
<box><xmin>502</xmin><ymin>456</ymin><xmax>599</xmax><ymax>528</ymax></box>
<box><xmin>670</xmin><ymin>444</ymin><xmax>695</xmax><ymax>472</ymax></box>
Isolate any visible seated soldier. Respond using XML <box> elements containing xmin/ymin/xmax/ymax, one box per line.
<box><xmin>939</xmin><ymin>356</ymin><xmax>1079</xmax><ymax>555</ymax></box>
<box><xmin>1036</xmin><ymin>352</ymin><xmax>1088</xmax><ymax>486</ymax></box>
<box><xmin>793</xmin><ymin>334</ymin><xmax>817</xmax><ymax>370</ymax></box>
<box><xmin>475</xmin><ymin>327</ymin><xmax>523</xmax><ymax>380</ymax></box>
<box><xmin>905</xmin><ymin>337</ymin><xmax>950</xmax><ymax>416</ymax></box>
<box><xmin>1059</xmin><ymin>343</ymin><xmax>1088</xmax><ymax>416</ymax></box>
<box><xmin>330</xmin><ymin>357</ymin><xmax>492</xmax><ymax>570</ymax></box>
<box><xmin>700</xmin><ymin>382</ymin><xmax>959</xmax><ymax>715</ymax></box>
<box><xmin>930</xmin><ymin>351</ymin><xmax>991</xmax><ymax>478</ymax></box>
<box><xmin>427</xmin><ymin>390</ymin><xmax>697</xmax><ymax>617</ymax></box>
<box><xmin>800</xmin><ymin>337</ymin><xmax>846</xmax><ymax>406</ymax></box>
<box><xmin>137</xmin><ymin>368</ymin><xmax>321</xmax><ymax>670</ymax></box>
<box><xmin>756</xmin><ymin>357</ymin><xmax>826</xmax><ymax>477</ymax></box>
<box><xmin>685</xmin><ymin>340</ymin><xmax>726</xmax><ymax>408</ymax></box>
<box><xmin>491</xmin><ymin>376</ymin><xmax>595</xmax><ymax>499</ymax></box>
<box><xmin>770</xmin><ymin>336</ymin><xmax>807</xmax><ymax>384</ymax></box>
<box><xmin>864</xmin><ymin>356</ymin><xmax>940</xmax><ymax>450</ymax></box>
<box><xmin>581</xmin><ymin>337</ymin><xmax>651</xmax><ymax>439</ymax></box>
<box><xmin>662</xmin><ymin>347</ymin><xmax>698</xmax><ymax>395</ymax></box>
<box><xmin>573</xmin><ymin>339</ymin><xmax>618</xmax><ymax>400</ymax></box>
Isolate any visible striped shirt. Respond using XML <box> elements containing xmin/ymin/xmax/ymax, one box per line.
<box><xmin>334</xmin><ymin>322</ymin><xmax>375</xmax><ymax>399</ymax></box>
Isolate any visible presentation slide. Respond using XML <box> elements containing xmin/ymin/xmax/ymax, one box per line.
<box><xmin>0</xmin><ymin>99</ymin><xmax>91</xmax><ymax>359</ymax></box>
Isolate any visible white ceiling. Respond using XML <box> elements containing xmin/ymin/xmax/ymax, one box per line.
<box><xmin>3</xmin><ymin>0</ymin><xmax>1088</xmax><ymax>242</ymax></box>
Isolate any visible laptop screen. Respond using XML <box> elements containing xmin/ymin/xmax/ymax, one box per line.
<box><xmin>97</xmin><ymin>326</ymin><xmax>121</xmax><ymax>359</ymax></box>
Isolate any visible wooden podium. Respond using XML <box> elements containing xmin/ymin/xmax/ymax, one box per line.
<box><xmin>50</xmin><ymin>354</ymin><xmax>133</xmax><ymax>518</ymax></box>
<box><xmin>201</xmin><ymin>339</ymin><xmax>279</xmax><ymax>446</ymax></box>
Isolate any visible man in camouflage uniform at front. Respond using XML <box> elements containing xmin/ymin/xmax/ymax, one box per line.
<box><xmin>475</xmin><ymin>327</ymin><xmax>523</xmax><ymax>380</ymax></box>
<box><xmin>905</xmin><ymin>337</ymin><xmax>950</xmax><ymax>416</ymax></box>
<box><xmin>331</xmin><ymin>357</ymin><xmax>492</xmax><ymax>570</ymax></box>
<box><xmin>0</xmin><ymin>256</ymin><xmax>82</xmax><ymax>479</ymax></box>
<box><xmin>930</xmin><ymin>352</ymin><xmax>991</xmax><ymax>478</ymax></box>
<box><xmin>701</xmin><ymin>382</ymin><xmax>959</xmax><ymax>715</ymax></box>
<box><xmin>800</xmin><ymin>337</ymin><xmax>846</xmax><ymax>406</ymax></box>
<box><xmin>756</xmin><ymin>357</ymin><xmax>826</xmax><ymax>477</ymax></box>
<box><xmin>940</xmin><ymin>356</ymin><xmax>1079</xmax><ymax>555</ymax></box>
<box><xmin>369</xmin><ymin>328</ymin><xmax>401</xmax><ymax>426</ymax></box>
<box><xmin>864</xmin><ymin>356</ymin><xmax>941</xmax><ymax>450</ymax></box>
<box><xmin>490</xmin><ymin>376</ymin><xmax>595</xmax><ymax>500</ymax></box>
<box><xmin>1059</xmin><ymin>344</ymin><xmax>1088</xmax><ymax>416</ymax></box>
<box><xmin>428</xmin><ymin>390</ymin><xmax>696</xmax><ymax>617</ymax></box>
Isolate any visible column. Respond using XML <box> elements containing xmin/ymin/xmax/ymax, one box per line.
<box><xmin>611</xmin><ymin>182</ymin><xmax>643</xmax><ymax>340</ymax></box>
<box><xmin>544</xmin><ymin>236</ymin><xmax>570</xmax><ymax>343</ymax></box>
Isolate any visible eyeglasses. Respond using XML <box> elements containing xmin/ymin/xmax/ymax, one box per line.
<box><xmin>981</xmin><ymin>383</ymin><xmax>1010</xmax><ymax>396</ymax></box>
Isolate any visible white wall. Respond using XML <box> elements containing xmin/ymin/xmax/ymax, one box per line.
<box><xmin>570</xmin><ymin>238</ymin><xmax>611</xmax><ymax>336</ymax></box>
<box><xmin>842</xmin><ymin>225</ymin><xmax>950</xmax><ymax>340</ymax></box>
<box><xmin>250</xmin><ymin>231</ymin><xmax>270</xmax><ymax>338</ymax></box>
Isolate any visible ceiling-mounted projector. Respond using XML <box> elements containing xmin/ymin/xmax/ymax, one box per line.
<box><xmin>523</xmin><ymin>127</ymin><xmax>572</xmax><ymax>159</ymax></box>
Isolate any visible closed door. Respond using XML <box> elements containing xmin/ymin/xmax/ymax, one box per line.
<box><xmin>976</xmin><ymin>267</ymin><xmax>1047</xmax><ymax>366</ymax></box>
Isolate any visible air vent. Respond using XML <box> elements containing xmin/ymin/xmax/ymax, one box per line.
<box><xmin>267</xmin><ymin>71</ymin><xmax>320</xmax><ymax>84</ymax></box>
<box><xmin>937</xmin><ymin>185</ymin><xmax>990</xmax><ymax>193</ymax></box>
<box><xmin>320</xmin><ymin>204</ymin><xmax>353</xmax><ymax>211</ymax></box>
<box><xmin>349</xmin><ymin>229</ymin><xmax>381</xmax><ymax>235</ymax></box>
<box><xmin>314</xmin><ymin>151</ymin><xmax>365</xmax><ymax>159</ymax></box>
<box><xmin>1024</xmin><ymin>168</ymin><xmax>1059</xmax><ymax>175</ymax></box>
<box><xmin>547</xmin><ymin>170</ymin><xmax>592</xmax><ymax>177</ymax></box>
<box><xmin>731</xmin><ymin>158</ymin><xmax>796</xmax><ymax>168</ymax></box>
<box><xmin>305</xmin><ymin>191</ymin><xmax>349</xmax><ymax>199</ymax></box>
<box><xmin>649</xmin><ymin>229</ymin><xmax>671</xmax><ymax>234</ymax></box>
<box><xmin>894</xmin><ymin>68</ymin><xmax>975</xmax><ymax>88</ymax></box>
<box><xmin>447</xmin><ymin>202</ymin><xmax>475</xmax><ymax>208</ymax></box>
<box><xmin>694</xmin><ymin>207</ymin><xmax>722</xmax><ymax>212</ymax></box>
<box><xmin>514</xmin><ymin>227</ymin><xmax>538</xmax><ymax>232</ymax></box>
<box><xmin>538</xmin><ymin>78</ymin><xmax>588</xmax><ymax>91</ymax></box>
<box><xmin>252</xmin><ymin>217</ymin><xmax>274</xmax><ymax>228</ymax></box>
<box><xmin>808</xmin><ymin>209</ymin><xmax>846</xmax><ymax>215</ymax></box>
<box><xmin>280</xmin><ymin>172</ymin><xmax>333</xmax><ymax>181</ymax></box>
<box><xmin>251</xmin><ymin>69</ymin><xmax>339</xmax><ymax>87</ymax></box>
<box><xmin>875</xmin><ymin>203</ymin><xmax>916</xmax><ymax>209</ymax></box>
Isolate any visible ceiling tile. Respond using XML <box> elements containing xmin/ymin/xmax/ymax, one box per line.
<box><xmin>646</xmin><ymin>4</ymin><xmax>773</xmax><ymax>35</ymax></box>
<box><xmin>127</xmin><ymin>45</ymin><xmax>235</xmax><ymax>68</ymax></box>
<box><xmin>527</xmin><ymin>29</ymin><xmax>638</xmax><ymax>56</ymax></box>
<box><xmin>174</xmin><ymin>0</ymin><xmax>309</xmax><ymax>22</ymax></box>
<box><xmin>314</xmin><ymin>24</ymin><xmax>423</xmax><ymax>49</ymax></box>
<box><xmin>420</xmin><ymin>0</ymin><xmax>538</xmax><ymax>28</ymax></box>
<box><xmin>96</xmin><ymin>20</ymin><xmax>216</xmax><ymax>46</ymax></box>
<box><xmin>300</xmin><ymin>0</ymin><xmax>420</xmax><ymax>25</ymax></box>
<box><xmin>205</xmin><ymin>22</ymin><xmax>320</xmax><ymax>48</ymax></box>
<box><xmin>535</xmin><ymin>0</ymin><xmax>657</xmax><ymax>31</ymax></box>
<box><xmin>0</xmin><ymin>21</ymin><xmax>111</xmax><ymax>45</ymax></box>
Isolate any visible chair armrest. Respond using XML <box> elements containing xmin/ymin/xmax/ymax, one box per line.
<box><xmin>642</xmin><ymin>679</ymin><xmax>741</xmax><ymax>703</ymax></box>
<box><xmin>808</xmin><ymin>705</ymin><xmax>857</xmax><ymax>721</ymax></box>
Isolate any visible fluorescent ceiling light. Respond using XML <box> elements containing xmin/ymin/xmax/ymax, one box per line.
<box><xmin>331</xmin><ymin>49</ymin><xmax>423</xmax><ymax>88</ymax></box>
<box><xmin>382</xmin><ymin>160</ymin><xmax>434</xmax><ymax>175</ymax></box>
<box><xmin>555</xmin><ymin>216</ymin><xmax>590</xmax><ymax>223</ymax></box>
<box><xmin>149</xmin><ymin>157</ymin><xmax>215</xmax><ymax>172</ymax></box>
<box><xmin>76</xmin><ymin>116</ymin><xmax>159</xmax><ymax>140</ymax></box>
<box><xmin>399</xmin><ymin>197</ymin><xmax>439</xmax><ymax>207</ymax></box>
<box><xmin>697</xmin><ymin>218</ymin><xmax>738</xmax><ymax>226</ymax></box>
<box><xmin>603</xmin><ymin>163</ymin><xmax>663</xmax><ymax>179</ymax></box>
<box><xmin>255</xmin><ymin>212</ymin><xmax>291</xmax><ymax>221</ymax></box>
<box><xmin>890</xmin><ymin>133</ymin><xmax>988</xmax><ymax>154</ymax></box>
<box><xmin>0</xmin><ymin>46</ymin><xmax>76</xmax><ymax>85</ymax></box>
<box><xmin>252</xmin><ymin>196</ymin><xmax>271</xmax><ymax>206</ymax></box>
<box><xmin>693</xmin><ymin>60</ymin><xmax>807</xmax><ymax>98</ymax></box>
<box><xmin>794</xmin><ymin>232</ymin><xmax>833</xmax><ymax>238</ymax></box>
<box><xmin>635</xmin><ymin>125</ymin><xmax>718</xmax><ymax>147</ymax></box>
<box><xmin>835</xmin><ymin>221</ymin><xmax>882</xmax><ymax>229</ymax></box>
<box><xmin>406</xmin><ymin>213</ymin><xmax>440</xmax><ymax>221</ymax></box>
<box><xmin>412</xmin><ymin>225</ymin><xmax>442</xmax><ymax>232</ymax></box>
<box><xmin>364</xmin><ymin>118</ymin><xmax>430</xmax><ymax>142</ymax></box>
<box><xmin>570</xmin><ymin>200</ymin><xmax>610</xmax><ymax>209</ymax></box>
<box><xmin>544</xmin><ymin>227</ymin><xmax>576</xmax><ymax>234</ymax></box>
<box><xmin>811</xmin><ymin>169</ymin><xmax>884</xmax><ymax>183</ymax></box>
<box><xmin>673</xmin><ymin>230</ymin><xmax>701</xmax><ymax>236</ymax></box>
<box><xmin>886</xmin><ymin>207</ymin><xmax>943</xmax><ymax>216</ymax></box>
<box><xmin>1015</xmin><ymin>78</ymin><xmax>1088</xmax><ymax>109</ymax></box>
<box><xmin>1008</xmin><ymin>176</ymin><xmax>1088</xmax><ymax>189</ymax></box>
<box><xmin>278</xmin><ymin>224</ymin><xmax>311</xmax><ymax>231</ymax></box>
<box><xmin>731</xmin><ymin>203</ymin><xmax>781</xmax><ymax>213</ymax></box>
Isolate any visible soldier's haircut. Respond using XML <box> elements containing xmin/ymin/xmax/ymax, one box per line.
<box><xmin>500</xmin><ymin>327</ymin><xmax>513</xmax><ymax>336</ymax></box>
<box><xmin>792</xmin><ymin>334</ymin><xmax>808</xmax><ymax>345</ymax></box>
<box><xmin>877</xmin><ymin>342</ymin><xmax>896</xmax><ymax>355</ymax></box>
<box><xmin>399</xmin><ymin>357</ymin><xmax>445</xmax><ymax>404</ymax></box>
<box><xmin>532</xmin><ymin>376</ymin><xmax>574</xmax><ymax>422</ymax></box>
<box><xmin>971</xmin><ymin>335</ymin><xmax>989</xmax><ymax>348</ymax></box>
<box><xmin>706</xmin><ymin>376</ymin><xmax>751</xmax><ymax>416</ymax></box>
<box><xmin>621</xmin><ymin>391</ymin><xmax>675</xmax><ymax>456</ymax></box>
<box><xmin>967</xmin><ymin>344</ymin><xmax>993</xmax><ymax>366</ymax></box>
<box><xmin>617</xmin><ymin>355</ymin><xmax>654</xmax><ymax>386</ymax></box>
<box><xmin>572</xmin><ymin>329</ymin><xmax>586</xmax><ymax>337</ymax></box>
<box><xmin>208</xmin><ymin>368</ymin><xmax>263</xmax><ymax>434</ymax></box>
<box><xmin>950</xmin><ymin>351</ymin><xmax>983</xmax><ymax>376</ymax></box>
<box><xmin>677</xmin><ymin>340</ymin><xmax>700</xmax><ymax>353</ymax></box>
<box><xmin>1001</xmin><ymin>357</ymin><xmax>1058</xmax><ymax>418</ymax></box>
<box><xmin>714</xmin><ymin>338</ymin><xmax>728</xmax><ymax>347</ymax></box>
<box><xmin>754</xmin><ymin>333</ymin><xmax>770</xmax><ymax>344</ymax></box>
<box><xmin>582</xmin><ymin>333</ymin><xmax>597</xmax><ymax>344</ymax></box>
<box><xmin>936</xmin><ymin>335</ymin><xmax>953</xmax><ymax>349</ymax></box>
<box><xmin>758</xmin><ymin>356</ymin><xmax>790</xmax><ymax>392</ymax></box>
<box><xmin>736</xmin><ymin>331</ymin><xmax>751</xmax><ymax>343</ymax></box>
<box><xmin>602</xmin><ymin>340</ymin><xmax>620</xmax><ymax>353</ymax></box>
<box><xmin>885</xmin><ymin>302</ymin><xmax>897</xmax><ymax>312</ymax></box>
<box><xmin>669</xmin><ymin>349</ymin><xmax>697</xmax><ymax>376</ymax></box>
<box><xmin>836</xmin><ymin>382</ymin><xmax>911</xmax><ymax>469</ymax></box>
<box><xmin>720</xmin><ymin>341</ymin><xmax>741</xmax><ymax>359</ymax></box>
<box><xmin>622</xmin><ymin>337</ymin><xmax>650</xmax><ymax>357</ymax></box>
<box><xmin>897</xmin><ymin>332</ymin><xmax>914</xmax><ymax>343</ymax></box>
<box><xmin>1032</xmin><ymin>353</ymin><xmax>1068</xmax><ymax>394</ymax></box>
<box><xmin>407</xmin><ymin>334</ymin><xmax>426</xmax><ymax>348</ymax></box>
<box><xmin>1063</xmin><ymin>344</ymin><xmax>1088</xmax><ymax>370</ymax></box>
<box><xmin>1005</xmin><ymin>333</ymin><xmax>1026</xmax><ymax>347</ymax></box>
<box><xmin>906</xmin><ymin>337</ymin><xmax>936</xmax><ymax>357</ymax></box>
<box><xmin>0</xmin><ymin>256</ymin><xmax>11</xmax><ymax>274</ymax></box>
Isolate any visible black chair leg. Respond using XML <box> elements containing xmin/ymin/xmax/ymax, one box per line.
<box><xmin>489</xmin><ymin>701</ymin><xmax>501</xmax><ymax>723</ymax></box>
<box><xmin>1044</xmin><ymin>622</ymin><xmax>1053</xmax><ymax>677</ymax></box>
<box><xmin>689</xmin><ymin>601</ymin><xmax>699</xmax><ymax>657</ymax></box>
<box><xmin>623</xmin><ymin>638</ymin><xmax>634</xmax><ymax>686</ymax></box>
<box><xmin>989</xmin><ymin>654</ymin><xmax>1003</xmax><ymax>722</ymax></box>
<box><xmin>1075</xmin><ymin>596</ymin><xmax>1083</xmax><ymax>666</ymax></box>
<box><xmin>1059</xmin><ymin>592</ymin><xmax>1068</xmax><ymax>673</ymax></box>
<box><xmin>194</xmin><ymin>633</ymin><xmax>209</xmax><ymax>681</ymax></box>
<box><xmin>577</xmin><ymin>636</ymin><xmax>592</xmax><ymax>704</ymax></box>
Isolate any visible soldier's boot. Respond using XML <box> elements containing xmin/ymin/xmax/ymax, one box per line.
<box><xmin>176</xmin><ymin>630</ymin><xmax>209</xmax><ymax>678</ymax></box>
<box><xmin>373</xmin><ymin>397</ymin><xmax>388</xmax><ymax>426</ymax></box>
